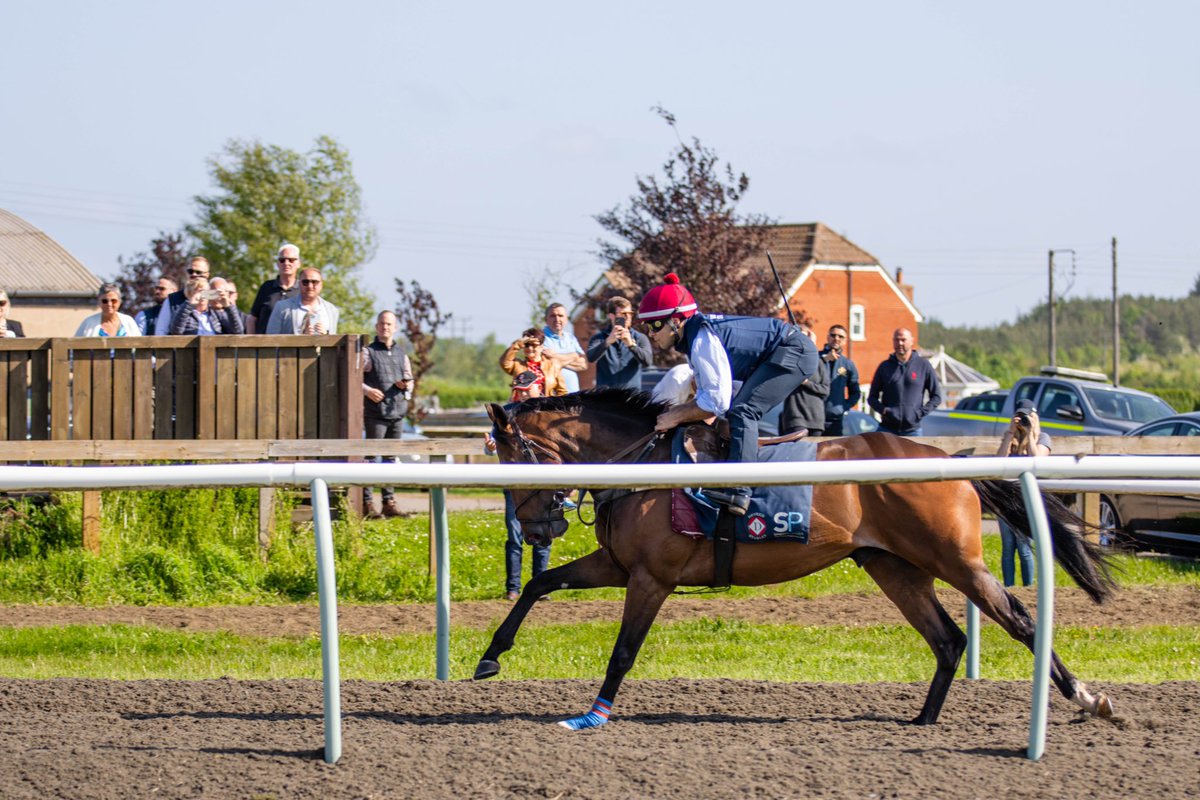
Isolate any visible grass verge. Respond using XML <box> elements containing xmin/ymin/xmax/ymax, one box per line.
<box><xmin>1</xmin><ymin>621</ymin><xmax>1196</xmax><ymax>683</ymax></box>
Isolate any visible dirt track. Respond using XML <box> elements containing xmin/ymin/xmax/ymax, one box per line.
<box><xmin>1</xmin><ymin>677</ymin><xmax>1198</xmax><ymax>799</ymax></box>
<box><xmin>2</xmin><ymin>589</ymin><xmax>1198</xmax><ymax>798</ymax></box>
<box><xmin>2</xmin><ymin>584</ymin><xmax>1197</xmax><ymax>636</ymax></box>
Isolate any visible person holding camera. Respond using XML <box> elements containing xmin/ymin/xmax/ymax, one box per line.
<box><xmin>500</xmin><ymin>328</ymin><xmax>568</xmax><ymax>396</ymax></box>
<box><xmin>168</xmin><ymin>277</ymin><xmax>244</xmax><ymax>335</ymax></box>
<box><xmin>995</xmin><ymin>398</ymin><xmax>1052</xmax><ymax>586</ymax></box>
<box><xmin>587</xmin><ymin>296</ymin><xmax>653</xmax><ymax>390</ymax></box>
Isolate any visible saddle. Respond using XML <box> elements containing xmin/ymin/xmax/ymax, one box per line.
<box><xmin>684</xmin><ymin>422</ymin><xmax>808</xmax><ymax>464</ymax></box>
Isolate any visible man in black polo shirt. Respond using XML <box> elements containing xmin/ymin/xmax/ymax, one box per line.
<box><xmin>249</xmin><ymin>243</ymin><xmax>301</xmax><ymax>333</ymax></box>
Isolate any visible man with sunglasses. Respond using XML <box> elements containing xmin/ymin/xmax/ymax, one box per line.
<box><xmin>265</xmin><ymin>267</ymin><xmax>339</xmax><ymax>334</ymax></box>
<box><xmin>135</xmin><ymin>277</ymin><xmax>177</xmax><ymax>335</ymax></box>
<box><xmin>820</xmin><ymin>324</ymin><xmax>861</xmax><ymax>436</ymax></box>
<box><xmin>637</xmin><ymin>272</ymin><xmax>817</xmax><ymax>515</ymax></box>
<box><xmin>154</xmin><ymin>257</ymin><xmax>209</xmax><ymax>335</ymax></box>
<box><xmin>250</xmin><ymin>244</ymin><xmax>302</xmax><ymax>334</ymax></box>
<box><xmin>587</xmin><ymin>295</ymin><xmax>653</xmax><ymax>389</ymax></box>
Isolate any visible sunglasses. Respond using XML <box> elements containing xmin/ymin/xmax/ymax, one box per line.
<box><xmin>643</xmin><ymin>319</ymin><xmax>669</xmax><ymax>333</ymax></box>
<box><xmin>186</xmin><ymin>269</ymin><xmax>209</xmax><ymax>277</ymax></box>
<box><xmin>99</xmin><ymin>298</ymin><xmax>120</xmax><ymax>305</ymax></box>
<box><xmin>0</xmin><ymin>300</ymin><xmax>8</xmax><ymax>306</ymax></box>
<box><xmin>279</xmin><ymin>257</ymin><xmax>299</xmax><ymax>263</ymax></box>
<box><xmin>300</xmin><ymin>279</ymin><xmax>322</xmax><ymax>286</ymax></box>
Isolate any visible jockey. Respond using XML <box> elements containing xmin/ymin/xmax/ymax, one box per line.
<box><xmin>638</xmin><ymin>273</ymin><xmax>818</xmax><ymax>515</ymax></box>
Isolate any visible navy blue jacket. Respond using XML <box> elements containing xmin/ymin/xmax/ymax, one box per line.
<box><xmin>676</xmin><ymin>313</ymin><xmax>791</xmax><ymax>381</ymax></box>
<box><xmin>821</xmin><ymin>347</ymin><xmax>862</xmax><ymax>422</ymax></box>
<box><xmin>868</xmin><ymin>352</ymin><xmax>942</xmax><ymax>433</ymax></box>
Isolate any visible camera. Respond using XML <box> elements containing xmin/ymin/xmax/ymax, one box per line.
<box><xmin>1014</xmin><ymin>408</ymin><xmax>1034</xmax><ymax>428</ymax></box>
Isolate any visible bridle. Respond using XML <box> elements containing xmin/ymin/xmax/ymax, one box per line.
<box><xmin>501</xmin><ymin>417</ymin><xmax>665</xmax><ymax>545</ymax></box>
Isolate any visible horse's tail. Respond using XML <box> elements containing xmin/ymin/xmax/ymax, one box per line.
<box><xmin>971</xmin><ymin>479</ymin><xmax>1118</xmax><ymax>604</ymax></box>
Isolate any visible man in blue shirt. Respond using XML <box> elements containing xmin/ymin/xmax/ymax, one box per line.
<box><xmin>587</xmin><ymin>296</ymin><xmax>653</xmax><ymax>390</ymax></box>
<box><xmin>820</xmin><ymin>324</ymin><xmax>862</xmax><ymax>436</ymax></box>
<box><xmin>541</xmin><ymin>302</ymin><xmax>587</xmax><ymax>392</ymax></box>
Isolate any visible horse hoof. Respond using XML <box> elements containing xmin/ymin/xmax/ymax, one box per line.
<box><xmin>473</xmin><ymin>659</ymin><xmax>501</xmax><ymax>681</ymax></box>
<box><xmin>1095</xmin><ymin>694</ymin><xmax>1114</xmax><ymax>718</ymax></box>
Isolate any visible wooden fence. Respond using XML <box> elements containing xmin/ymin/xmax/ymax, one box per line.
<box><xmin>0</xmin><ymin>334</ymin><xmax>362</xmax><ymax>444</ymax></box>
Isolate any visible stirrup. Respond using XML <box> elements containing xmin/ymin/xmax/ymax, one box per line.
<box><xmin>704</xmin><ymin>489</ymin><xmax>751</xmax><ymax>517</ymax></box>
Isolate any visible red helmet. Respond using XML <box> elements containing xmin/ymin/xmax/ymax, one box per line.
<box><xmin>637</xmin><ymin>273</ymin><xmax>698</xmax><ymax>322</ymax></box>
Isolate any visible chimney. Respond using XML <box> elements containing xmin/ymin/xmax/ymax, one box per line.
<box><xmin>895</xmin><ymin>266</ymin><xmax>904</xmax><ymax>284</ymax></box>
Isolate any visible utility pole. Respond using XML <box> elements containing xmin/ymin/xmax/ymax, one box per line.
<box><xmin>1112</xmin><ymin>237</ymin><xmax>1120</xmax><ymax>386</ymax></box>
<box><xmin>1048</xmin><ymin>250</ymin><xmax>1055</xmax><ymax>367</ymax></box>
<box><xmin>1047</xmin><ymin>248</ymin><xmax>1076</xmax><ymax>368</ymax></box>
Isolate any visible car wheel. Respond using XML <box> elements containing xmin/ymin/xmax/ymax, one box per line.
<box><xmin>1098</xmin><ymin>497</ymin><xmax>1121</xmax><ymax>548</ymax></box>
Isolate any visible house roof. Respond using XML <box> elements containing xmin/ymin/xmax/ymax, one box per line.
<box><xmin>741</xmin><ymin>222</ymin><xmax>880</xmax><ymax>289</ymax></box>
<box><xmin>922</xmin><ymin>345</ymin><xmax>1000</xmax><ymax>391</ymax></box>
<box><xmin>0</xmin><ymin>209</ymin><xmax>101</xmax><ymax>297</ymax></box>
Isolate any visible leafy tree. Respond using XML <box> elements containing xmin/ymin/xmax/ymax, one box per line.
<box><xmin>186</xmin><ymin>136</ymin><xmax>377</xmax><ymax>330</ymax></box>
<box><xmin>1191</xmin><ymin>272</ymin><xmax>1200</xmax><ymax>297</ymax></box>
<box><xmin>111</xmin><ymin>231</ymin><xmax>191</xmax><ymax>312</ymax></box>
<box><xmin>394</xmin><ymin>279</ymin><xmax>451</xmax><ymax>422</ymax></box>
<box><xmin>593</xmin><ymin>107</ymin><xmax>775</xmax><ymax>317</ymax></box>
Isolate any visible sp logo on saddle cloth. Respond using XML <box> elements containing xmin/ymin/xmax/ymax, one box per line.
<box><xmin>674</xmin><ymin>424</ymin><xmax>816</xmax><ymax>545</ymax></box>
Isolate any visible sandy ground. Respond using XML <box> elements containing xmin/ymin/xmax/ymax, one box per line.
<box><xmin>0</xmin><ymin>678</ymin><xmax>1197</xmax><ymax>799</ymax></box>
<box><xmin>2</xmin><ymin>585</ymin><xmax>1197</xmax><ymax>637</ymax></box>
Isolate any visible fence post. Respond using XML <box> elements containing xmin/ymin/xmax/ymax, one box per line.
<box><xmin>258</xmin><ymin>487</ymin><xmax>276</xmax><ymax>560</ymax></box>
<box><xmin>81</xmin><ymin>490</ymin><xmax>101</xmax><ymax>553</ymax></box>
<box><xmin>310</xmin><ymin>477</ymin><xmax>342</xmax><ymax>765</ymax></box>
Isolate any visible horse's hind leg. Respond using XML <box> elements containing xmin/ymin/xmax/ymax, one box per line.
<box><xmin>860</xmin><ymin>550</ymin><xmax>965</xmax><ymax>725</ymax></box>
<box><xmin>558</xmin><ymin>567</ymin><xmax>672</xmax><ymax>730</ymax></box>
<box><xmin>474</xmin><ymin>548</ymin><xmax>628</xmax><ymax>681</ymax></box>
<box><xmin>956</xmin><ymin>570</ymin><xmax>1114</xmax><ymax>718</ymax></box>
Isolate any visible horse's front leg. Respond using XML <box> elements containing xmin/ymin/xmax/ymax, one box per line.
<box><xmin>474</xmin><ymin>548</ymin><xmax>629</xmax><ymax>680</ymax></box>
<box><xmin>559</xmin><ymin>568</ymin><xmax>672</xmax><ymax>730</ymax></box>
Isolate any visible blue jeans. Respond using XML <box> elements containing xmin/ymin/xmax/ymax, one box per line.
<box><xmin>504</xmin><ymin>491</ymin><xmax>550</xmax><ymax>594</ymax></box>
<box><xmin>879</xmin><ymin>425</ymin><xmax>922</xmax><ymax>437</ymax></box>
<box><xmin>999</xmin><ymin>519</ymin><xmax>1034</xmax><ymax>587</ymax></box>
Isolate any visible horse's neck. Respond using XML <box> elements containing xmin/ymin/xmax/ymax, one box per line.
<box><xmin>549</xmin><ymin>412</ymin><xmax>660</xmax><ymax>464</ymax></box>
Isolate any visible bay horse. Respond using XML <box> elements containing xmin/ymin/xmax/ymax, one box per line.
<box><xmin>476</xmin><ymin>388</ymin><xmax>1117</xmax><ymax>731</ymax></box>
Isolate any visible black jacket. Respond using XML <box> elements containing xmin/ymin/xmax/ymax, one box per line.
<box><xmin>867</xmin><ymin>352</ymin><xmax>942</xmax><ymax>433</ymax></box>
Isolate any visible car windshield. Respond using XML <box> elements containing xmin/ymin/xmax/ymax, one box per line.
<box><xmin>1084</xmin><ymin>387</ymin><xmax>1174</xmax><ymax>423</ymax></box>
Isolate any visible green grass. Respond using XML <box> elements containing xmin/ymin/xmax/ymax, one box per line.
<box><xmin>0</xmin><ymin>491</ymin><xmax>1197</xmax><ymax>604</ymax></box>
<box><xmin>1</xmin><ymin>622</ymin><xmax>1195</xmax><ymax>683</ymax></box>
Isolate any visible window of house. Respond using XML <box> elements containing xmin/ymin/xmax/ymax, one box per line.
<box><xmin>848</xmin><ymin>304</ymin><xmax>865</xmax><ymax>341</ymax></box>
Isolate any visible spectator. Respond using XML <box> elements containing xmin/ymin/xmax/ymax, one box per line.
<box><xmin>587</xmin><ymin>296</ymin><xmax>653</xmax><ymax>390</ymax></box>
<box><xmin>0</xmin><ymin>290</ymin><xmax>26</xmax><ymax>337</ymax></box>
<box><xmin>265</xmin><ymin>268</ymin><xmax>340</xmax><ymax>334</ymax></box>
<box><xmin>820</xmin><ymin>324</ymin><xmax>862</xmax><ymax>436</ymax></box>
<box><xmin>75</xmin><ymin>283</ymin><xmax>139</xmax><ymax>337</ymax></box>
<box><xmin>155</xmin><ymin>257</ymin><xmax>210</xmax><ymax>335</ymax></box>
<box><xmin>867</xmin><ymin>327</ymin><xmax>942</xmax><ymax>436</ymax></box>
<box><xmin>169</xmin><ymin>278</ymin><xmax>244</xmax><ymax>335</ymax></box>
<box><xmin>996</xmin><ymin>399</ymin><xmax>1051</xmax><ymax>587</ymax></box>
<box><xmin>779</xmin><ymin>324</ymin><xmax>830</xmax><ymax>437</ymax></box>
<box><xmin>500</xmin><ymin>327</ymin><xmax>567</xmax><ymax>396</ymax></box>
<box><xmin>361</xmin><ymin>310</ymin><xmax>413</xmax><ymax>519</ymax></box>
<box><xmin>541</xmin><ymin>302</ymin><xmax>586</xmax><ymax>392</ymax></box>
<box><xmin>134</xmin><ymin>277</ymin><xmax>176</xmax><ymax>335</ymax></box>
<box><xmin>210</xmin><ymin>277</ymin><xmax>252</xmax><ymax>333</ymax></box>
<box><xmin>485</xmin><ymin>371</ymin><xmax>552</xmax><ymax>600</ymax></box>
<box><xmin>249</xmin><ymin>243</ymin><xmax>301</xmax><ymax>334</ymax></box>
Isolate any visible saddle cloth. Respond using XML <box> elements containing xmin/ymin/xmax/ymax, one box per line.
<box><xmin>669</xmin><ymin>425</ymin><xmax>816</xmax><ymax>543</ymax></box>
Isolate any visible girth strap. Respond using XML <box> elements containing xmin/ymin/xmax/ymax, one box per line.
<box><xmin>712</xmin><ymin>509</ymin><xmax>737</xmax><ymax>589</ymax></box>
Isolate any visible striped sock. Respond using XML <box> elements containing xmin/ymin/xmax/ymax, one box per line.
<box><xmin>557</xmin><ymin>696</ymin><xmax>613</xmax><ymax>730</ymax></box>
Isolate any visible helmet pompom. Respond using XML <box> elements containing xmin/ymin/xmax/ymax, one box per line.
<box><xmin>663</xmin><ymin>273</ymin><xmax>681</xmax><ymax>285</ymax></box>
<box><xmin>637</xmin><ymin>273</ymin><xmax>698</xmax><ymax>321</ymax></box>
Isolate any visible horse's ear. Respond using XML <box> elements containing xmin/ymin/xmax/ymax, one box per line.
<box><xmin>486</xmin><ymin>402</ymin><xmax>511</xmax><ymax>433</ymax></box>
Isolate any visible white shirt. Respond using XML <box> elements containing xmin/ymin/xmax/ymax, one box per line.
<box><xmin>688</xmin><ymin>327</ymin><xmax>733</xmax><ymax>416</ymax></box>
<box><xmin>541</xmin><ymin>325</ymin><xmax>584</xmax><ymax>392</ymax></box>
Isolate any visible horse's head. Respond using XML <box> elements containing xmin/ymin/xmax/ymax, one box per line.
<box><xmin>486</xmin><ymin>389</ymin><xmax>666</xmax><ymax>547</ymax></box>
<box><xmin>487</xmin><ymin>401</ymin><xmax>571</xmax><ymax>546</ymax></box>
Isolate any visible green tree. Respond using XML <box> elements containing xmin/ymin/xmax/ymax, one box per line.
<box><xmin>186</xmin><ymin>136</ymin><xmax>377</xmax><ymax>330</ymax></box>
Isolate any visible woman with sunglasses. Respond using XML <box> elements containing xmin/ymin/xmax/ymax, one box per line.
<box><xmin>499</xmin><ymin>327</ymin><xmax>568</xmax><ymax>397</ymax></box>
<box><xmin>637</xmin><ymin>273</ymin><xmax>817</xmax><ymax>515</ymax></box>
<box><xmin>75</xmin><ymin>283</ymin><xmax>140</xmax><ymax>337</ymax></box>
<box><xmin>0</xmin><ymin>290</ymin><xmax>25</xmax><ymax>337</ymax></box>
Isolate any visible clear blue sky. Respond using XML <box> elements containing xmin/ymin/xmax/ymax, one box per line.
<box><xmin>3</xmin><ymin>1</ymin><xmax>1196</xmax><ymax>340</ymax></box>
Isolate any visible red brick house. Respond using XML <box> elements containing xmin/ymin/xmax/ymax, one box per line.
<box><xmin>573</xmin><ymin>222</ymin><xmax>923</xmax><ymax>390</ymax></box>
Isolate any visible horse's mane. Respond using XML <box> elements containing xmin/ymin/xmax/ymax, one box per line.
<box><xmin>511</xmin><ymin>387</ymin><xmax>666</xmax><ymax>429</ymax></box>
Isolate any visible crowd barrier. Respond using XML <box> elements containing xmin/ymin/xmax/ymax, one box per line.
<box><xmin>1</xmin><ymin>455</ymin><xmax>1198</xmax><ymax>764</ymax></box>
